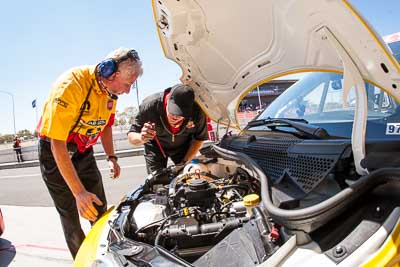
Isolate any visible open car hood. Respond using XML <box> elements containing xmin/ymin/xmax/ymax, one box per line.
<box><xmin>152</xmin><ymin>0</ymin><xmax>400</xmax><ymax>127</ymax></box>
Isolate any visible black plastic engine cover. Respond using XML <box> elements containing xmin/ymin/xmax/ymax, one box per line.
<box><xmin>194</xmin><ymin>220</ymin><xmax>267</xmax><ymax>267</ymax></box>
<box><xmin>174</xmin><ymin>182</ymin><xmax>217</xmax><ymax>209</ymax></box>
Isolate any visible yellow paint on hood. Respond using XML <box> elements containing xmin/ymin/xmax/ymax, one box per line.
<box><xmin>73</xmin><ymin>207</ymin><xmax>114</xmax><ymax>267</ymax></box>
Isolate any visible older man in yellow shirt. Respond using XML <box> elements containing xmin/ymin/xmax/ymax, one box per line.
<box><xmin>38</xmin><ymin>48</ymin><xmax>143</xmax><ymax>258</ymax></box>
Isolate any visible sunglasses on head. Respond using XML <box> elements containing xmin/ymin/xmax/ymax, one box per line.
<box><xmin>117</xmin><ymin>49</ymin><xmax>140</xmax><ymax>64</ymax></box>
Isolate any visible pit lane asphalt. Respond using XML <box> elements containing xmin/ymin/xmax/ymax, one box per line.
<box><xmin>0</xmin><ymin>156</ymin><xmax>148</xmax><ymax>266</ymax></box>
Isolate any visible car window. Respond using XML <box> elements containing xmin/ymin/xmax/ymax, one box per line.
<box><xmin>278</xmin><ymin>83</ymin><xmax>324</xmax><ymax>118</ymax></box>
<box><xmin>259</xmin><ymin>72</ymin><xmax>399</xmax><ymax>123</ymax></box>
<box><xmin>388</xmin><ymin>40</ymin><xmax>400</xmax><ymax>62</ymax></box>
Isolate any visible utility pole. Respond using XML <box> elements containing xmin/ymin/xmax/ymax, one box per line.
<box><xmin>0</xmin><ymin>90</ymin><xmax>16</xmax><ymax>135</ymax></box>
<box><xmin>135</xmin><ymin>80</ymin><xmax>140</xmax><ymax>107</ymax></box>
<box><xmin>257</xmin><ymin>86</ymin><xmax>262</xmax><ymax>110</ymax></box>
<box><xmin>35</xmin><ymin>102</ymin><xmax>38</xmax><ymax>132</ymax></box>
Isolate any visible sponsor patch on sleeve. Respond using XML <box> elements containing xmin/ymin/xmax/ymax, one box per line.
<box><xmin>54</xmin><ymin>97</ymin><xmax>69</xmax><ymax>108</ymax></box>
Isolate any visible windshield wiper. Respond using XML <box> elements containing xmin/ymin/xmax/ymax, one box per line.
<box><xmin>245</xmin><ymin>118</ymin><xmax>329</xmax><ymax>139</ymax></box>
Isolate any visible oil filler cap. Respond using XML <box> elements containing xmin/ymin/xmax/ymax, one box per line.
<box><xmin>189</xmin><ymin>178</ymin><xmax>208</xmax><ymax>191</ymax></box>
<box><xmin>243</xmin><ymin>194</ymin><xmax>260</xmax><ymax>206</ymax></box>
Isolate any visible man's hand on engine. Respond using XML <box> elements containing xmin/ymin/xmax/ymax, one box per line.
<box><xmin>173</xmin><ymin>162</ymin><xmax>186</xmax><ymax>174</ymax></box>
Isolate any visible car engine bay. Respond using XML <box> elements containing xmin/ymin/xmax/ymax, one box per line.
<box><xmin>100</xmin><ymin>138</ymin><xmax>400</xmax><ymax>266</ymax></box>
<box><xmin>131</xmin><ymin>161</ymin><xmax>262</xmax><ymax>261</ymax></box>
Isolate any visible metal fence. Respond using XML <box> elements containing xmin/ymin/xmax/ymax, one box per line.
<box><xmin>0</xmin><ymin>131</ymin><xmax>133</xmax><ymax>164</ymax></box>
<box><xmin>0</xmin><ymin>123</ymin><xmax>247</xmax><ymax>164</ymax></box>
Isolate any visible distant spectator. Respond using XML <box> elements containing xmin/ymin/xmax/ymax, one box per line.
<box><xmin>13</xmin><ymin>136</ymin><xmax>23</xmax><ymax>163</ymax></box>
<box><xmin>240</xmin><ymin>99</ymin><xmax>248</xmax><ymax>112</ymax></box>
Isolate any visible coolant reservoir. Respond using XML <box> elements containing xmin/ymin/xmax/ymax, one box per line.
<box><xmin>183</xmin><ymin>159</ymin><xmax>209</xmax><ymax>174</ymax></box>
<box><xmin>207</xmin><ymin>158</ymin><xmax>237</xmax><ymax>177</ymax></box>
<box><xmin>133</xmin><ymin>201</ymin><xmax>166</xmax><ymax>229</ymax></box>
<box><xmin>243</xmin><ymin>194</ymin><xmax>260</xmax><ymax>217</ymax></box>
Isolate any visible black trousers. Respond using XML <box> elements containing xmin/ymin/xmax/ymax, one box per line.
<box><xmin>144</xmin><ymin>143</ymin><xmax>188</xmax><ymax>174</ymax></box>
<box><xmin>38</xmin><ymin>140</ymin><xmax>107</xmax><ymax>259</ymax></box>
<box><xmin>14</xmin><ymin>148</ymin><xmax>23</xmax><ymax>162</ymax></box>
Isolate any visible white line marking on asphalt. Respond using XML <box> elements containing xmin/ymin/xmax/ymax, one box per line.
<box><xmin>0</xmin><ymin>164</ymin><xmax>146</xmax><ymax>179</ymax></box>
<box><xmin>0</xmin><ymin>173</ymin><xmax>41</xmax><ymax>179</ymax></box>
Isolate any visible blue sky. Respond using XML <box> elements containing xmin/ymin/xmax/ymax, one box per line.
<box><xmin>0</xmin><ymin>0</ymin><xmax>398</xmax><ymax>135</ymax></box>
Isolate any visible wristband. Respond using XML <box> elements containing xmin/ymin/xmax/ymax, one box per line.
<box><xmin>106</xmin><ymin>155</ymin><xmax>118</xmax><ymax>162</ymax></box>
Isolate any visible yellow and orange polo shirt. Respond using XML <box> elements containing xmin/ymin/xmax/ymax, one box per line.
<box><xmin>39</xmin><ymin>65</ymin><xmax>116</xmax><ymax>152</ymax></box>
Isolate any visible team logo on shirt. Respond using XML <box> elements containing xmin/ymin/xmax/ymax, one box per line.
<box><xmin>82</xmin><ymin>101</ymin><xmax>91</xmax><ymax>112</ymax></box>
<box><xmin>87</xmin><ymin>120</ymin><xmax>107</xmax><ymax>126</ymax></box>
<box><xmin>79</xmin><ymin>119</ymin><xmax>107</xmax><ymax>127</ymax></box>
<box><xmin>107</xmin><ymin>100</ymin><xmax>113</xmax><ymax>110</ymax></box>
<box><xmin>54</xmin><ymin>98</ymin><xmax>69</xmax><ymax>108</ymax></box>
<box><xmin>187</xmin><ymin>120</ymin><xmax>195</xmax><ymax>128</ymax></box>
<box><xmin>85</xmin><ymin>127</ymin><xmax>102</xmax><ymax>137</ymax></box>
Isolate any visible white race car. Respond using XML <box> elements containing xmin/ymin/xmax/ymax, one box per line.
<box><xmin>74</xmin><ymin>1</ymin><xmax>400</xmax><ymax>266</ymax></box>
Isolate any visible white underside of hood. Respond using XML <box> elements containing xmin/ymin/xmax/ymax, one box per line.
<box><xmin>152</xmin><ymin>0</ymin><xmax>400</xmax><ymax>127</ymax></box>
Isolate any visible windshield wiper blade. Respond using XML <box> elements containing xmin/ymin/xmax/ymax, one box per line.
<box><xmin>247</xmin><ymin>118</ymin><xmax>308</xmax><ymax>127</ymax></box>
<box><xmin>245</xmin><ymin>118</ymin><xmax>329</xmax><ymax>139</ymax></box>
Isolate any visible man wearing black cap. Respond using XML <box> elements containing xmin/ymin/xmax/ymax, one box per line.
<box><xmin>128</xmin><ymin>84</ymin><xmax>208</xmax><ymax>173</ymax></box>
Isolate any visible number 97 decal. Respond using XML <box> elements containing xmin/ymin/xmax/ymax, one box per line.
<box><xmin>386</xmin><ymin>123</ymin><xmax>400</xmax><ymax>135</ymax></box>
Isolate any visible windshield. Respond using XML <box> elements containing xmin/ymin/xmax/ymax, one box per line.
<box><xmin>258</xmin><ymin>72</ymin><xmax>399</xmax><ymax>123</ymax></box>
